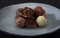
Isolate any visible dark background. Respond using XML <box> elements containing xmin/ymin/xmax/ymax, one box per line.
<box><xmin>0</xmin><ymin>0</ymin><xmax>60</xmax><ymax>38</ymax></box>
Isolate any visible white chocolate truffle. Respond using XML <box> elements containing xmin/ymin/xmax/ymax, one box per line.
<box><xmin>36</xmin><ymin>16</ymin><xmax>47</xmax><ymax>26</ymax></box>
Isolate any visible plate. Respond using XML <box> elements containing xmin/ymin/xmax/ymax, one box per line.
<box><xmin>0</xmin><ymin>3</ymin><xmax>60</xmax><ymax>36</ymax></box>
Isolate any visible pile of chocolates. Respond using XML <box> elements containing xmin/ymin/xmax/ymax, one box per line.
<box><xmin>16</xmin><ymin>6</ymin><xmax>47</xmax><ymax>28</ymax></box>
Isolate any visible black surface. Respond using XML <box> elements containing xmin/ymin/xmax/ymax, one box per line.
<box><xmin>0</xmin><ymin>0</ymin><xmax>60</xmax><ymax>38</ymax></box>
